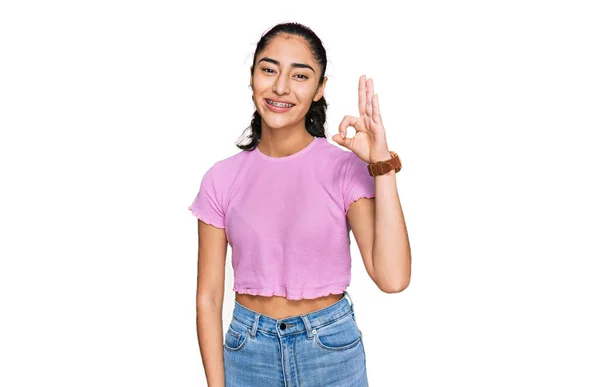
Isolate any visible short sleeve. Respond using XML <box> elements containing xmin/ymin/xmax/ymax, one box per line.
<box><xmin>341</xmin><ymin>152</ymin><xmax>375</xmax><ymax>214</ymax></box>
<box><xmin>188</xmin><ymin>165</ymin><xmax>225</xmax><ymax>228</ymax></box>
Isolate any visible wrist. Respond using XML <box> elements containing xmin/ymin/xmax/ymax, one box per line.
<box><xmin>370</xmin><ymin>150</ymin><xmax>391</xmax><ymax>164</ymax></box>
<box><xmin>375</xmin><ymin>168</ymin><xmax>396</xmax><ymax>177</ymax></box>
<box><xmin>367</xmin><ymin>150</ymin><xmax>402</xmax><ymax>177</ymax></box>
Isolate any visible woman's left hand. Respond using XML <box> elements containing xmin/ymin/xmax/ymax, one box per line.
<box><xmin>332</xmin><ymin>75</ymin><xmax>392</xmax><ymax>163</ymax></box>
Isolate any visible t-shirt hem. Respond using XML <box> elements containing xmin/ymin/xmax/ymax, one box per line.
<box><xmin>233</xmin><ymin>282</ymin><xmax>350</xmax><ymax>301</ymax></box>
<box><xmin>345</xmin><ymin>194</ymin><xmax>376</xmax><ymax>215</ymax></box>
<box><xmin>188</xmin><ymin>206</ymin><xmax>224</xmax><ymax>228</ymax></box>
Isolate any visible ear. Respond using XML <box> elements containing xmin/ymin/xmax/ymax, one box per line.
<box><xmin>313</xmin><ymin>76</ymin><xmax>328</xmax><ymax>102</ymax></box>
<box><xmin>249</xmin><ymin>67</ymin><xmax>254</xmax><ymax>88</ymax></box>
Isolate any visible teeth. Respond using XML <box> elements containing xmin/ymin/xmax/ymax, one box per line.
<box><xmin>267</xmin><ymin>99</ymin><xmax>293</xmax><ymax>108</ymax></box>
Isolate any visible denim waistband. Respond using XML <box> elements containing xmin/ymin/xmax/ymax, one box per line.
<box><xmin>231</xmin><ymin>291</ymin><xmax>355</xmax><ymax>338</ymax></box>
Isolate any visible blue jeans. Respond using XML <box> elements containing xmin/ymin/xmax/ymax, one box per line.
<box><xmin>223</xmin><ymin>291</ymin><xmax>369</xmax><ymax>386</ymax></box>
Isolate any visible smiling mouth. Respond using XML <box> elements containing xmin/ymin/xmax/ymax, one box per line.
<box><xmin>265</xmin><ymin>99</ymin><xmax>295</xmax><ymax>108</ymax></box>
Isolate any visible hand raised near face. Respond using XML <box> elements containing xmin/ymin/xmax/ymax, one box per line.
<box><xmin>332</xmin><ymin>75</ymin><xmax>391</xmax><ymax>163</ymax></box>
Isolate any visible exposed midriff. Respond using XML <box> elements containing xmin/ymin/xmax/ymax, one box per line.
<box><xmin>235</xmin><ymin>292</ymin><xmax>345</xmax><ymax>320</ymax></box>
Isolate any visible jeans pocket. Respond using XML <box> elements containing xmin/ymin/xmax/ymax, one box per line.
<box><xmin>224</xmin><ymin>319</ymin><xmax>250</xmax><ymax>352</ymax></box>
<box><xmin>314</xmin><ymin>312</ymin><xmax>362</xmax><ymax>351</ymax></box>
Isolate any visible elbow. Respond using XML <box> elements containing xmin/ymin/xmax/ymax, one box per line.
<box><xmin>196</xmin><ymin>289</ymin><xmax>224</xmax><ymax>309</ymax></box>
<box><xmin>373</xmin><ymin>252</ymin><xmax>411</xmax><ymax>294</ymax></box>
<box><xmin>378</xmin><ymin>277</ymin><xmax>410</xmax><ymax>294</ymax></box>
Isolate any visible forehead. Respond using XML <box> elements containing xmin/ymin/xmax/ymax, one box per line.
<box><xmin>260</xmin><ymin>34</ymin><xmax>316</xmax><ymax>66</ymax></box>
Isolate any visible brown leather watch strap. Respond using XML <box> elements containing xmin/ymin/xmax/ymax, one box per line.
<box><xmin>367</xmin><ymin>151</ymin><xmax>402</xmax><ymax>176</ymax></box>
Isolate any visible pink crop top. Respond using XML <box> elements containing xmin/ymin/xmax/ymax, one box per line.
<box><xmin>188</xmin><ymin>136</ymin><xmax>375</xmax><ymax>300</ymax></box>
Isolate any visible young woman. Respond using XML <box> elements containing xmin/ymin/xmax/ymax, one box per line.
<box><xmin>189</xmin><ymin>22</ymin><xmax>411</xmax><ymax>387</ymax></box>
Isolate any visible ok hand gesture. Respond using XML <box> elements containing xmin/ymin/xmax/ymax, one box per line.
<box><xmin>332</xmin><ymin>75</ymin><xmax>391</xmax><ymax>163</ymax></box>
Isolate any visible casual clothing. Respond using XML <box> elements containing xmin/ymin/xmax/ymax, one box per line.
<box><xmin>188</xmin><ymin>136</ymin><xmax>375</xmax><ymax>300</ymax></box>
<box><xmin>223</xmin><ymin>291</ymin><xmax>368</xmax><ymax>386</ymax></box>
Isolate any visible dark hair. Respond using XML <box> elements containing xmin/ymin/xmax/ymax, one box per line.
<box><xmin>236</xmin><ymin>22</ymin><xmax>328</xmax><ymax>151</ymax></box>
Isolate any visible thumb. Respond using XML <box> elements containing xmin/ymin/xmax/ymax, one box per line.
<box><xmin>336</xmin><ymin>115</ymin><xmax>358</xmax><ymax>149</ymax></box>
<box><xmin>332</xmin><ymin>133</ymin><xmax>350</xmax><ymax>149</ymax></box>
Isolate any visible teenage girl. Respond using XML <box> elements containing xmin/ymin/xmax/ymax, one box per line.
<box><xmin>189</xmin><ymin>22</ymin><xmax>411</xmax><ymax>387</ymax></box>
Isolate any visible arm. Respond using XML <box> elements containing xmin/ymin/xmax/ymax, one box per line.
<box><xmin>195</xmin><ymin>219</ymin><xmax>228</xmax><ymax>387</ymax></box>
<box><xmin>346</xmin><ymin>155</ymin><xmax>411</xmax><ymax>293</ymax></box>
<box><xmin>371</xmin><ymin>157</ymin><xmax>411</xmax><ymax>292</ymax></box>
<box><xmin>336</xmin><ymin>75</ymin><xmax>411</xmax><ymax>293</ymax></box>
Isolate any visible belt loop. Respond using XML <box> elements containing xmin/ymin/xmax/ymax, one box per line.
<box><xmin>250</xmin><ymin>313</ymin><xmax>260</xmax><ymax>337</ymax></box>
<box><xmin>301</xmin><ymin>315</ymin><xmax>314</xmax><ymax>340</ymax></box>
<box><xmin>344</xmin><ymin>291</ymin><xmax>353</xmax><ymax>308</ymax></box>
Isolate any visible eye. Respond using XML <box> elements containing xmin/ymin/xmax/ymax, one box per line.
<box><xmin>262</xmin><ymin>68</ymin><xmax>275</xmax><ymax>74</ymax></box>
<box><xmin>295</xmin><ymin>74</ymin><xmax>309</xmax><ymax>80</ymax></box>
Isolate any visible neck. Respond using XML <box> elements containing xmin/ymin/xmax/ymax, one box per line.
<box><xmin>257</xmin><ymin>124</ymin><xmax>314</xmax><ymax>158</ymax></box>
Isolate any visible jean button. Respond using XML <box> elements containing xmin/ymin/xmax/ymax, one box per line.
<box><xmin>280</xmin><ymin>322</ymin><xmax>286</xmax><ymax>330</ymax></box>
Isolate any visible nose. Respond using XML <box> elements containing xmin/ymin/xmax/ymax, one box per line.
<box><xmin>273</xmin><ymin>72</ymin><xmax>290</xmax><ymax>95</ymax></box>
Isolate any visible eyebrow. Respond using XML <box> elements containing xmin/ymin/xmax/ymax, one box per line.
<box><xmin>258</xmin><ymin>57</ymin><xmax>315</xmax><ymax>73</ymax></box>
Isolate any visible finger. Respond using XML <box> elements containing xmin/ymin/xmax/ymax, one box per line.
<box><xmin>336</xmin><ymin>115</ymin><xmax>360</xmax><ymax>147</ymax></box>
<box><xmin>358</xmin><ymin>75</ymin><xmax>366</xmax><ymax>116</ymax></box>
<box><xmin>372</xmin><ymin>94</ymin><xmax>383</xmax><ymax>125</ymax></box>
<box><xmin>366</xmin><ymin>78</ymin><xmax>374</xmax><ymax>118</ymax></box>
<box><xmin>338</xmin><ymin>115</ymin><xmax>359</xmax><ymax>138</ymax></box>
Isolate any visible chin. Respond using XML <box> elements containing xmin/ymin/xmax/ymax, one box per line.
<box><xmin>263</xmin><ymin>116</ymin><xmax>297</xmax><ymax>130</ymax></box>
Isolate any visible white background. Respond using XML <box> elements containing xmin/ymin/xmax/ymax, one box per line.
<box><xmin>1</xmin><ymin>0</ymin><xmax>599</xmax><ymax>386</ymax></box>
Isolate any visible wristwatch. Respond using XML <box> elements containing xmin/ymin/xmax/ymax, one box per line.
<box><xmin>367</xmin><ymin>151</ymin><xmax>402</xmax><ymax>176</ymax></box>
